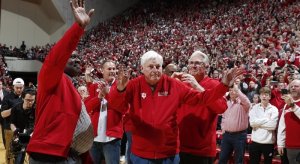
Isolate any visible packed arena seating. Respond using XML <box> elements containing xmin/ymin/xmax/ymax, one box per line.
<box><xmin>74</xmin><ymin>0</ymin><xmax>300</xmax><ymax>86</ymax></box>
<box><xmin>0</xmin><ymin>44</ymin><xmax>12</xmax><ymax>86</ymax></box>
<box><xmin>1</xmin><ymin>0</ymin><xmax>300</xmax><ymax>88</ymax></box>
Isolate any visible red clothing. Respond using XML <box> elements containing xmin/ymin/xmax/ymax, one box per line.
<box><xmin>270</xmin><ymin>88</ymin><xmax>285</xmax><ymax>111</ymax></box>
<box><xmin>178</xmin><ymin>77</ymin><xmax>227</xmax><ymax>157</ymax></box>
<box><xmin>85</xmin><ymin>82</ymin><xmax>123</xmax><ymax>139</ymax></box>
<box><xmin>108</xmin><ymin>75</ymin><xmax>228</xmax><ymax>159</ymax></box>
<box><xmin>27</xmin><ymin>23</ymin><xmax>84</xmax><ymax>157</ymax></box>
<box><xmin>284</xmin><ymin>102</ymin><xmax>300</xmax><ymax>148</ymax></box>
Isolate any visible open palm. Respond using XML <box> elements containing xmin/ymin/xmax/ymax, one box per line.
<box><xmin>70</xmin><ymin>0</ymin><xmax>94</xmax><ymax>28</ymax></box>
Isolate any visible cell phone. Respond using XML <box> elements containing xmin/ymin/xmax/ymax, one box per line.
<box><xmin>281</xmin><ymin>89</ymin><xmax>289</xmax><ymax>95</ymax></box>
<box><xmin>270</xmin><ymin>81</ymin><xmax>278</xmax><ymax>86</ymax></box>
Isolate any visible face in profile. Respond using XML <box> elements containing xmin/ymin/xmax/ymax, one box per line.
<box><xmin>141</xmin><ymin>59</ymin><xmax>162</xmax><ymax>86</ymax></box>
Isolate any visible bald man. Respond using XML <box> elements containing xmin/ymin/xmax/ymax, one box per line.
<box><xmin>164</xmin><ymin>63</ymin><xmax>178</xmax><ymax>77</ymax></box>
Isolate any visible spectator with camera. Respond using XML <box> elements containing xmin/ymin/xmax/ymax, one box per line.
<box><xmin>278</xmin><ymin>79</ymin><xmax>300</xmax><ymax>163</ymax></box>
<box><xmin>10</xmin><ymin>89</ymin><xmax>36</xmax><ymax>164</ymax></box>
<box><xmin>1</xmin><ymin>78</ymin><xmax>24</xmax><ymax>164</ymax></box>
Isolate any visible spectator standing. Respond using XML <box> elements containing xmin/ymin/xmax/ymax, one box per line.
<box><xmin>177</xmin><ymin>51</ymin><xmax>227</xmax><ymax>164</ymax></box>
<box><xmin>108</xmin><ymin>50</ymin><xmax>243</xmax><ymax>163</ymax></box>
<box><xmin>219</xmin><ymin>84</ymin><xmax>251</xmax><ymax>164</ymax></box>
<box><xmin>26</xmin><ymin>1</ymin><xmax>95</xmax><ymax>163</ymax></box>
<box><xmin>85</xmin><ymin>61</ymin><xmax>123</xmax><ymax>164</ymax></box>
<box><xmin>164</xmin><ymin>63</ymin><xmax>178</xmax><ymax>77</ymax></box>
<box><xmin>278</xmin><ymin>79</ymin><xmax>300</xmax><ymax>164</ymax></box>
<box><xmin>0</xmin><ymin>78</ymin><xmax>24</xmax><ymax>164</ymax></box>
<box><xmin>249</xmin><ymin>87</ymin><xmax>279</xmax><ymax>164</ymax></box>
<box><xmin>10</xmin><ymin>89</ymin><xmax>36</xmax><ymax>164</ymax></box>
<box><xmin>0</xmin><ymin>80</ymin><xmax>9</xmax><ymax>148</ymax></box>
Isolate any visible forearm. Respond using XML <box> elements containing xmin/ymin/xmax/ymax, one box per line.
<box><xmin>237</xmin><ymin>90</ymin><xmax>251</xmax><ymax>111</ymax></box>
<box><xmin>1</xmin><ymin>108</ymin><xmax>11</xmax><ymax>118</ymax></box>
<box><xmin>85</xmin><ymin>73</ymin><xmax>93</xmax><ymax>83</ymax></box>
<box><xmin>260</xmin><ymin>120</ymin><xmax>278</xmax><ymax>130</ymax></box>
<box><xmin>207</xmin><ymin>98</ymin><xmax>227</xmax><ymax>114</ymax></box>
<box><xmin>10</xmin><ymin>124</ymin><xmax>17</xmax><ymax>132</ymax></box>
<box><xmin>249</xmin><ymin>117</ymin><xmax>269</xmax><ymax>127</ymax></box>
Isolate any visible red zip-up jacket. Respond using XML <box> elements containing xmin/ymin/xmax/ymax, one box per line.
<box><xmin>27</xmin><ymin>23</ymin><xmax>85</xmax><ymax>157</ymax></box>
<box><xmin>108</xmin><ymin>74</ymin><xmax>228</xmax><ymax>159</ymax></box>
<box><xmin>85</xmin><ymin>81</ymin><xmax>123</xmax><ymax>139</ymax></box>
<box><xmin>278</xmin><ymin>101</ymin><xmax>300</xmax><ymax>149</ymax></box>
<box><xmin>177</xmin><ymin>77</ymin><xmax>227</xmax><ymax>157</ymax></box>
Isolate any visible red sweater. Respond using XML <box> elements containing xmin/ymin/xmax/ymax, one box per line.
<box><xmin>85</xmin><ymin>82</ymin><xmax>123</xmax><ymax>139</ymax></box>
<box><xmin>177</xmin><ymin>77</ymin><xmax>227</xmax><ymax>157</ymax></box>
<box><xmin>108</xmin><ymin>75</ymin><xmax>228</xmax><ymax>159</ymax></box>
<box><xmin>285</xmin><ymin>101</ymin><xmax>300</xmax><ymax>148</ymax></box>
<box><xmin>27</xmin><ymin>23</ymin><xmax>84</xmax><ymax>157</ymax></box>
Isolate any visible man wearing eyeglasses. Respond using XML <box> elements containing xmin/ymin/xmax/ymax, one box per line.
<box><xmin>10</xmin><ymin>89</ymin><xmax>36</xmax><ymax>164</ymax></box>
<box><xmin>177</xmin><ymin>51</ymin><xmax>228</xmax><ymax>164</ymax></box>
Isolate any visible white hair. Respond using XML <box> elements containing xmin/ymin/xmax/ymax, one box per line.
<box><xmin>189</xmin><ymin>51</ymin><xmax>209</xmax><ymax>64</ymax></box>
<box><xmin>140</xmin><ymin>50</ymin><xmax>163</xmax><ymax>66</ymax></box>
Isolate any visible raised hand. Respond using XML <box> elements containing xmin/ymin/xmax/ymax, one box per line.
<box><xmin>70</xmin><ymin>0</ymin><xmax>94</xmax><ymax>28</ymax></box>
<box><xmin>117</xmin><ymin>65</ymin><xmax>130</xmax><ymax>91</ymax></box>
<box><xmin>221</xmin><ymin>67</ymin><xmax>244</xmax><ymax>87</ymax></box>
<box><xmin>85</xmin><ymin>65</ymin><xmax>94</xmax><ymax>75</ymax></box>
<box><xmin>97</xmin><ymin>80</ymin><xmax>109</xmax><ymax>99</ymax></box>
<box><xmin>181</xmin><ymin>73</ymin><xmax>205</xmax><ymax>92</ymax></box>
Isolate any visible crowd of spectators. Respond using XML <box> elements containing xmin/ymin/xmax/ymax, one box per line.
<box><xmin>0</xmin><ymin>44</ymin><xmax>12</xmax><ymax>87</ymax></box>
<box><xmin>0</xmin><ymin>0</ymin><xmax>300</xmax><ymax>89</ymax></box>
<box><xmin>68</xmin><ymin>0</ymin><xmax>299</xmax><ymax>87</ymax></box>
<box><xmin>1</xmin><ymin>0</ymin><xmax>300</xmax><ymax>88</ymax></box>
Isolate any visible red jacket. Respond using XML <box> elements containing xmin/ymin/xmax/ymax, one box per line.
<box><xmin>177</xmin><ymin>77</ymin><xmax>227</xmax><ymax>157</ymax></box>
<box><xmin>284</xmin><ymin>101</ymin><xmax>300</xmax><ymax>148</ymax></box>
<box><xmin>27</xmin><ymin>23</ymin><xmax>85</xmax><ymax>157</ymax></box>
<box><xmin>108</xmin><ymin>75</ymin><xmax>228</xmax><ymax>159</ymax></box>
<box><xmin>85</xmin><ymin>82</ymin><xmax>123</xmax><ymax>139</ymax></box>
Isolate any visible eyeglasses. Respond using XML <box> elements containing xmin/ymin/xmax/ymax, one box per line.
<box><xmin>24</xmin><ymin>99</ymin><xmax>35</xmax><ymax>103</ymax></box>
<box><xmin>188</xmin><ymin>61</ymin><xmax>205</xmax><ymax>67</ymax></box>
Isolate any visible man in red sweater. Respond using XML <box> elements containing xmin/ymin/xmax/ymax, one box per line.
<box><xmin>27</xmin><ymin>0</ymin><xmax>95</xmax><ymax>163</ymax></box>
<box><xmin>108</xmin><ymin>50</ymin><xmax>243</xmax><ymax>163</ymax></box>
<box><xmin>278</xmin><ymin>79</ymin><xmax>300</xmax><ymax>163</ymax></box>
<box><xmin>177</xmin><ymin>51</ymin><xmax>227</xmax><ymax>164</ymax></box>
<box><xmin>84</xmin><ymin>61</ymin><xmax>123</xmax><ymax>164</ymax></box>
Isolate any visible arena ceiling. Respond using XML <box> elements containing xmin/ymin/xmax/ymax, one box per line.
<box><xmin>2</xmin><ymin>0</ymin><xmax>65</xmax><ymax>34</ymax></box>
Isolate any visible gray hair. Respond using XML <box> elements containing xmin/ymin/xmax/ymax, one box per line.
<box><xmin>189</xmin><ymin>51</ymin><xmax>209</xmax><ymax>64</ymax></box>
<box><xmin>140</xmin><ymin>50</ymin><xmax>163</xmax><ymax>66</ymax></box>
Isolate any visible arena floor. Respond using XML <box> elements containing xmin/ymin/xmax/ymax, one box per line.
<box><xmin>0</xmin><ymin>127</ymin><xmax>5</xmax><ymax>164</ymax></box>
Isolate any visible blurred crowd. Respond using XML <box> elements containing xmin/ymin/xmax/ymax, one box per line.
<box><xmin>0</xmin><ymin>0</ymin><xmax>300</xmax><ymax>90</ymax></box>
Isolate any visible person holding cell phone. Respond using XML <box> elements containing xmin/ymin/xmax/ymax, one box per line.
<box><xmin>278</xmin><ymin>80</ymin><xmax>300</xmax><ymax>164</ymax></box>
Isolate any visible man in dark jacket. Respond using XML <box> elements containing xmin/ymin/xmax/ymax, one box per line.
<box><xmin>1</xmin><ymin>78</ymin><xmax>24</xmax><ymax>164</ymax></box>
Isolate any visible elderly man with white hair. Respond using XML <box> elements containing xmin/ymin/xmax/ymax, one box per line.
<box><xmin>108</xmin><ymin>50</ymin><xmax>243</xmax><ymax>163</ymax></box>
<box><xmin>278</xmin><ymin>79</ymin><xmax>300</xmax><ymax>163</ymax></box>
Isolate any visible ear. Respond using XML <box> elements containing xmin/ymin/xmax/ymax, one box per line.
<box><xmin>140</xmin><ymin>65</ymin><xmax>144</xmax><ymax>74</ymax></box>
